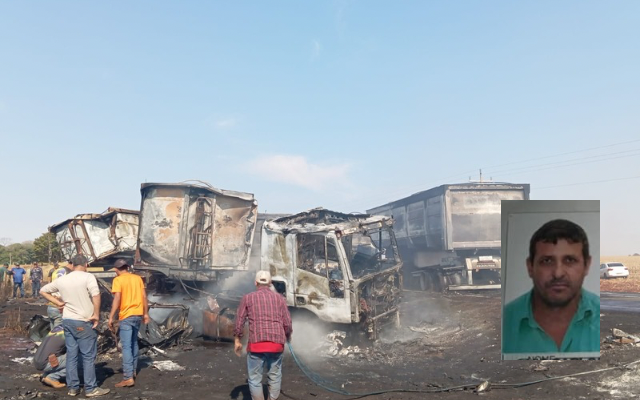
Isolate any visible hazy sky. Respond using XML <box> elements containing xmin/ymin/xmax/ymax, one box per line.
<box><xmin>1</xmin><ymin>1</ymin><xmax>638</xmax><ymax>255</ymax></box>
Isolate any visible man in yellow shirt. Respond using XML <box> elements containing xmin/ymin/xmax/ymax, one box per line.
<box><xmin>46</xmin><ymin>262</ymin><xmax>69</xmax><ymax>330</ymax></box>
<box><xmin>107</xmin><ymin>259</ymin><xmax>149</xmax><ymax>388</ymax></box>
<box><xmin>48</xmin><ymin>262</ymin><xmax>66</xmax><ymax>283</ymax></box>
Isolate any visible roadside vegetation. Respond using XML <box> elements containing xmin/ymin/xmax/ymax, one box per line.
<box><xmin>0</xmin><ymin>232</ymin><xmax>63</xmax><ymax>265</ymax></box>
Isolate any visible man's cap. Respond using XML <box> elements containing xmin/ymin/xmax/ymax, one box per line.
<box><xmin>255</xmin><ymin>270</ymin><xmax>271</xmax><ymax>285</ymax></box>
<box><xmin>113</xmin><ymin>259</ymin><xmax>130</xmax><ymax>269</ymax></box>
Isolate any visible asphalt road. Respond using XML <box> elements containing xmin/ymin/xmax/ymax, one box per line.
<box><xmin>601</xmin><ymin>291</ymin><xmax>640</xmax><ymax>313</ymax></box>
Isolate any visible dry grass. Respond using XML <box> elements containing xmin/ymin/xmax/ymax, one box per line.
<box><xmin>600</xmin><ymin>256</ymin><xmax>640</xmax><ymax>293</ymax></box>
<box><xmin>0</xmin><ymin>278</ymin><xmax>29</xmax><ymax>332</ymax></box>
<box><xmin>2</xmin><ymin>307</ymin><xmax>27</xmax><ymax>332</ymax></box>
<box><xmin>0</xmin><ymin>282</ymin><xmax>12</xmax><ymax>300</ymax></box>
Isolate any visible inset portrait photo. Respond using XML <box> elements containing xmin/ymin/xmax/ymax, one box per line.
<box><xmin>501</xmin><ymin>200</ymin><xmax>600</xmax><ymax>360</ymax></box>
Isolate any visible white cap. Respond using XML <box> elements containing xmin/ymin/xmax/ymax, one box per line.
<box><xmin>255</xmin><ymin>270</ymin><xmax>272</xmax><ymax>285</ymax></box>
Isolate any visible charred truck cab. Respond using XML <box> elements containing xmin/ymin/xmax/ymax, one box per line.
<box><xmin>262</xmin><ymin>208</ymin><xmax>403</xmax><ymax>340</ymax></box>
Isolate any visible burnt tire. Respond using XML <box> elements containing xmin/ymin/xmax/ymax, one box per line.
<box><xmin>448</xmin><ymin>273</ymin><xmax>463</xmax><ymax>286</ymax></box>
<box><xmin>419</xmin><ymin>273</ymin><xmax>437</xmax><ymax>291</ymax></box>
<box><xmin>419</xmin><ymin>274</ymin><xmax>429</xmax><ymax>291</ymax></box>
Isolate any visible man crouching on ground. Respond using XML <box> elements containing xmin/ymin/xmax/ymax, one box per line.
<box><xmin>234</xmin><ymin>271</ymin><xmax>292</xmax><ymax>400</ymax></box>
<box><xmin>108</xmin><ymin>259</ymin><xmax>149</xmax><ymax>388</ymax></box>
<box><xmin>34</xmin><ymin>325</ymin><xmax>66</xmax><ymax>389</ymax></box>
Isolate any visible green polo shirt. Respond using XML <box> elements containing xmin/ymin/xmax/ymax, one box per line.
<box><xmin>503</xmin><ymin>288</ymin><xmax>600</xmax><ymax>356</ymax></box>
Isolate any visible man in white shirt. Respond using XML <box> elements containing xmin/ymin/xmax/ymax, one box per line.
<box><xmin>40</xmin><ymin>254</ymin><xmax>110</xmax><ymax>398</ymax></box>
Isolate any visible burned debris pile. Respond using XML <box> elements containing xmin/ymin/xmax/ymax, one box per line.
<box><xmin>202</xmin><ymin>295</ymin><xmax>244</xmax><ymax>341</ymax></box>
<box><xmin>140</xmin><ymin>304</ymin><xmax>192</xmax><ymax>348</ymax></box>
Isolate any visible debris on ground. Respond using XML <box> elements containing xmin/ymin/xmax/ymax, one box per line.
<box><xmin>319</xmin><ymin>330</ymin><xmax>363</xmax><ymax>357</ymax></box>
<box><xmin>139</xmin><ymin>304</ymin><xmax>193</xmax><ymax>348</ymax></box>
<box><xmin>529</xmin><ymin>363</ymin><xmax>549</xmax><ymax>372</ymax></box>
<box><xmin>604</xmin><ymin>328</ymin><xmax>640</xmax><ymax>345</ymax></box>
<box><xmin>152</xmin><ymin>360</ymin><xmax>185</xmax><ymax>371</ymax></box>
<box><xmin>11</xmin><ymin>357</ymin><xmax>33</xmax><ymax>365</ymax></box>
<box><xmin>325</xmin><ymin>330</ymin><xmax>346</xmax><ymax>356</ymax></box>
<box><xmin>475</xmin><ymin>380</ymin><xmax>491</xmax><ymax>393</ymax></box>
<box><xmin>26</xmin><ymin>315</ymin><xmax>50</xmax><ymax>343</ymax></box>
<box><xmin>313</xmin><ymin>331</ymin><xmax>371</xmax><ymax>359</ymax></box>
<box><xmin>408</xmin><ymin>326</ymin><xmax>438</xmax><ymax>334</ymax></box>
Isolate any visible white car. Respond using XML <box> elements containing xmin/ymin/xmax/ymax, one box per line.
<box><xmin>600</xmin><ymin>262</ymin><xmax>630</xmax><ymax>279</ymax></box>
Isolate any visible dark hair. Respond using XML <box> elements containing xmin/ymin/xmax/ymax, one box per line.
<box><xmin>71</xmin><ymin>254</ymin><xmax>89</xmax><ymax>267</ymax></box>
<box><xmin>528</xmin><ymin>219</ymin><xmax>590</xmax><ymax>264</ymax></box>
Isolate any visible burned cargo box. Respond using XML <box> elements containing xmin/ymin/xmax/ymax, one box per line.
<box><xmin>49</xmin><ymin>207</ymin><xmax>139</xmax><ymax>267</ymax></box>
<box><xmin>262</xmin><ymin>208</ymin><xmax>403</xmax><ymax>340</ymax></box>
<box><xmin>135</xmin><ymin>182</ymin><xmax>258</xmax><ymax>282</ymax></box>
<box><xmin>368</xmin><ymin>182</ymin><xmax>530</xmax><ymax>291</ymax></box>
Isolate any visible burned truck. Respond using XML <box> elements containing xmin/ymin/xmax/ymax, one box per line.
<box><xmin>262</xmin><ymin>208</ymin><xmax>403</xmax><ymax>340</ymax></box>
<box><xmin>367</xmin><ymin>182</ymin><xmax>530</xmax><ymax>291</ymax></box>
<box><xmin>134</xmin><ymin>182</ymin><xmax>402</xmax><ymax>339</ymax></box>
<box><xmin>49</xmin><ymin>207</ymin><xmax>140</xmax><ymax>268</ymax></box>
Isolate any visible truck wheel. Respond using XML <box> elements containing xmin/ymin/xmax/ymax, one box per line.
<box><xmin>419</xmin><ymin>274</ymin><xmax>430</xmax><ymax>291</ymax></box>
<box><xmin>437</xmin><ymin>274</ymin><xmax>446</xmax><ymax>292</ymax></box>
<box><xmin>448</xmin><ymin>273</ymin><xmax>463</xmax><ymax>286</ymax></box>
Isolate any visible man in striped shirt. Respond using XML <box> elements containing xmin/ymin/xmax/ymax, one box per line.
<box><xmin>234</xmin><ymin>271</ymin><xmax>292</xmax><ymax>400</ymax></box>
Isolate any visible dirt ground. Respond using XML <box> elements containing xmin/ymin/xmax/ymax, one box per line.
<box><xmin>1</xmin><ymin>285</ymin><xmax>640</xmax><ymax>400</ymax></box>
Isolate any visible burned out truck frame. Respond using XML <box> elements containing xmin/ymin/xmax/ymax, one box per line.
<box><xmin>368</xmin><ymin>182</ymin><xmax>530</xmax><ymax>291</ymax></box>
<box><xmin>262</xmin><ymin>208</ymin><xmax>403</xmax><ymax>340</ymax></box>
<box><xmin>50</xmin><ymin>182</ymin><xmax>403</xmax><ymax>340</ymax></box>
<box><xmin>135</xmin><ymin>184</ymin><xmax>403</xmax><ymax>340</ymax></box>
<box><xmin>49</xmin><ymin>207</ymin><xmax>140</xmax><ymax>268</ymax></box>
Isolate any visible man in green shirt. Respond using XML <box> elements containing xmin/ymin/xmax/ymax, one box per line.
<box><xmin>0</xmin><ymin>263</ymin><xmax>7</xmax><ymax>288</ymax></box>
<box><xmin>503</xmin><ymin>219</ymin><xmax>600</xmax><ymax>359</ymax></box>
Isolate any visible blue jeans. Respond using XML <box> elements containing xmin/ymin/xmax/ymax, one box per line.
<box><xmin>13</xmin><ymin>282</ymin><xmax>24</xmax><ymax>298</ymax></box>
<box><xmin>31</xmin><ymin>280</ymin><xmax>41</xmax><ymax>298</ymax></box>
<box><xmin>42</xmin><ymin>353</ymin><xmax>67</xmax><ymax>382</ymax></box>
<box><xmin>247</xmin><ymin>352</ymin><xmax>283</xmax><ymax>400</ymax></box>
<box><xmin>63</xmin><ymin>319</ymin><xmax>98</xmax><ymax>392</ymax></box>
<box><xmin>119</xmin><ymin>316</ymin><xmax>142</xmax><ymax>380</ymax></box>
<box><xmin>48</xmin><ymin>305</ymin><xmax>63</xmax><ymax>331</ymax></box>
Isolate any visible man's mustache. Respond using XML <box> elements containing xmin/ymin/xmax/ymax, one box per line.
<box><xmin>545</xmin><ymin>279</ymin><xmax>570</xmax><ymax>288</ymax></box>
